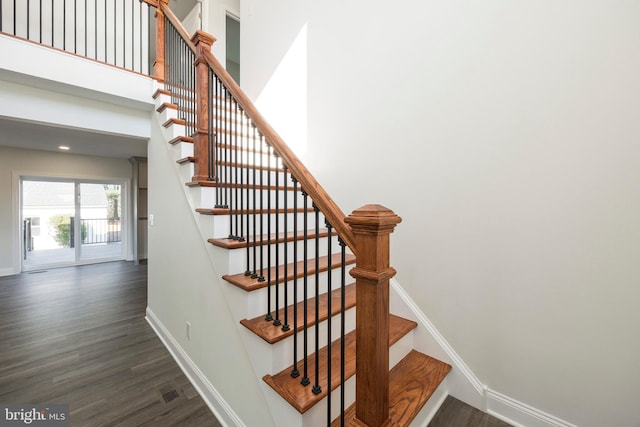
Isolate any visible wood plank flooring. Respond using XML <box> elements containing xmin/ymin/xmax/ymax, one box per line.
<box><xmin>428</xmin><ymin>396</ymin><xmax>513</xmax><ymax>427</ymax></box>
<box><xmin>0</xmin><ymin>261</ymin><xmax>221</xmax><ymax>427</ymax></box>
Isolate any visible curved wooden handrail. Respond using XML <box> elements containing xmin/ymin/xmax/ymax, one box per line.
<box><xmin>158</xmin><ymin>3</ymin><xmax>357</xmax><ymax>255</ymax></box>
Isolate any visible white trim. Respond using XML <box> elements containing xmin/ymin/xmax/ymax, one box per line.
<box><xmin>390</xmin><ymin>279</ymin><xmax>576</xmax><ymax>427</ymax></box>
<box><xmin>15</xmin><ymin>172</ymin><xmax>130</xmax><ymax>272</ymax></box>
<box><xmin>145</xmin><ymin>308</ymin><xmax>246</xmax><ymax>427</ymax></box>
<box><xmin>0</xmin><ymin>267</ymin><xmax>19</xmax><ymax>277</ymax></box>
<box><xmin>485</xmin><ymin>389</ymin><xmax>577</xmax><ymax>427</ymax></box>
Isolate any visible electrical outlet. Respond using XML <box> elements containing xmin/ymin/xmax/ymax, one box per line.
<box><xmin>186</xmin><ymin>321</ymin><xmax>191</xmax><ymax>340</ymax></box>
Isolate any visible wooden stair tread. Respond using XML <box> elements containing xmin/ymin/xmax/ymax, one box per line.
<box><xmin>152</xmin><ymin>88</ymin><xmax>171</xmax><ymax>99</ymax></box>
<box><xmin>176</xmin><ymin>156</ymin><xmax>194</xmax><ymax>165</ymax></box>
<box><xmin>241</xmin><ymin>283</ymin><xmax>356</xmax><ymax>344</ymax></box>
<box><xmin>332</xmin><ymin>350</ymin><xmax>452</xmax><ymax>426</ymax></box>
<box><xmin>169</xmin><ymin>135</ymin><xmax>193</xmax><ymax>145</ymax></box>
<box><xmin>196</xmin><ymin>207</ymin><xmax>314</xmax><ymax>216</ymax></box>
<box><xmin>263</xmin><ymin>315</ymin><xmax>418</xmax><ymax>414</ymax></box>
<box><xmin>222</xmin><ymin>253</ymin><xmax>356</xmax><ymax>292</ymax></box>
<box><xmin>156</xmin><ymin>101</ymin><xmax>177</xmax><ymax>113</ymax></box>
<box><xmin>163</xmin><ymin>117</ymin><xmax>186</xmax><ymax>128</ymax></box>
<box><xmin>185</xmin><ymin>180</ymin><xmax>296</xmax><ymax>191</ymax></box>
<box><xmin>208</xmin><ymin>228</ymin><xmax>333</xmax><ymax>249</ymax></box>
<box><xmin>176</xmin><ymin>156</ymin><xmax>284</xmax><ymax>173</ymax></box>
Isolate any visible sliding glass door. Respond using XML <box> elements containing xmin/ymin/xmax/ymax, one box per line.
<box><xmin>79</xmin><ymin>183</ymin><xmax>123</xmax><ymax>261</ymax></box>
<box><xmin>22</xmin><ymin>178</ymin><xmax>126</xmax><ymax>270</ymax></box>
<box><xmin>22</xmin><ymin>180</ymin><xmax>76</xmax><ymax>267</ymax></box>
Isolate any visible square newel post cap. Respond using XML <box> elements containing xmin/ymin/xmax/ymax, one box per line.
<box><xmin>345</xmin><ymin>204</ymin><xmax>402</xmax><ymax>234</ymax></box>
<box><xmin>191</xmin><ymin>30</ymin><xmax>216</xmax><ymax>49</ymax></box>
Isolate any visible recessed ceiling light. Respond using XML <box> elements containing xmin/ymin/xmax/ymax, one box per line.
<box><xmin>58</xmin><ymin>145</ymin><xmax>70</xmax><ymax>151</ymax></box>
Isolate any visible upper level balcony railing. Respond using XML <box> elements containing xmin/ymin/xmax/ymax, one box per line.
<box><xmin>0</xmin><ymin>0</ymin><xmax>153</xmax><ymax>74</ymax></box>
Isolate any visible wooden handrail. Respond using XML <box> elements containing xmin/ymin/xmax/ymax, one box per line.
<box><xmin>157</xmin><ymin>2</ymin><xmax>357</xmax><ymax>255</ymax></box>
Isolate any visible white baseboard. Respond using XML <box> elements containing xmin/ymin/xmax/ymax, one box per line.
<box><xmin>390</xmin><ymin>279</ymin><xmax>576</xmax><ymax>427</ymax></box>
<box><xmin>485</xmin><ymin>388</ymin><xmax>577</xmax><ymax>427</ymax></box>
<box><xmin>0</xmin><ymin>267</ymin><xmax>19</xmax><ymax>277</ymax></box>
<box><xmin>145</xmin><ymin>308</ymin><xmax>246</xmax><ymax>427</ymax></box>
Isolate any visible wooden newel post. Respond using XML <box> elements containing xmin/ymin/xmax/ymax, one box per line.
<box><xmin>191</xmin><ymin>30</ymin><xmax>216</xmax><ymax>182</ymax></box>
<box><xmin>153</xmin><ymin>0</ymin><xmax>169</xmax><ymax>82</ymax></box>
<box><xmin>345</xmin><ymin>205</ymin><xmax>402</xmax><ymax>427</ymax></box>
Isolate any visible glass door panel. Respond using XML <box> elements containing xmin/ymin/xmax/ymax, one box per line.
<box><xmin>22</xmin><ymin>180</ymin><xmax>76</xmax><ymax>269</ymax></box>
<box><xmin>79</xmin><ymin>183</ymin><xmax>123</xmax><ymax>261</ymax></box>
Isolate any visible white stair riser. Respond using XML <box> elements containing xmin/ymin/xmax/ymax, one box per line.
<box><xmin>226</xmin><ymin>235</ymin><xmax>344</xmax><ymax>272</ymax></box>
<box><xmin>305</xmin><ymin>377</ymin><xmax>355</xmax><ymax>427</ymax></box>
<box><xmin>169</xmin><ymin>141</ymin><xmax>194</xmax><ymax>160</ymax></box>
<box><xmin>161</xmin><ymin>121</ymin><xmax>188</xmax><ymax>142</ymax></box>
<box><xmin>186</xmin><ymin>180</ymin><xmax>308</xmax><ymax>210</ymax></box>
<box><xmin>266</xmin><ymin>307</ymin><xmax>356</xmax><ymax>373</ymax></box>
<box><xmin>235</xmin><ymin>269</ymin><xmax>353</xmax><ymax>321</ymax></box>
<box><xmin>196</xmin><ymin>214</ymin><xmax>229</xmax><ymax>239</ymax></box>
<box><xmin>197</xmin><ymin>212</ymin><xmax>341</xmax><ymax>242</ymax></box>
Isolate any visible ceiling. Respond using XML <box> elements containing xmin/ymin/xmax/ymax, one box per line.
<box><xmin>0</xmin><ymin>116</ymin><xmax>148</xmax><ymax>159</ymax></box>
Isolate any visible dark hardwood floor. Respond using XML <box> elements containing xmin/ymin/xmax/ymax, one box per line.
<box><xmin>429</xmin><ymin>396</ymin><xmax>513</xmax><ymax>427</ymax></box>
<box><xmin>0</xmin><ymin>261</ymin><xmax>221</xmax><ymax>427</ymax></box>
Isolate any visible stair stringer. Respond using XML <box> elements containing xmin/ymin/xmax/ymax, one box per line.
<box><xmin>147</xmin><ymin>105</ymin><xmax>277</xmax><ymax>426</ymax></box>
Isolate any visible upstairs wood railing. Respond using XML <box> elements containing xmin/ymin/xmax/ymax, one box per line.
<box><xmin>0</xmin><ymin>0</ymin><xmax>153</xmax><ymax>74</ymax></box>
<box><xmin>155</xmin><ymin>3</ymin><xmax>402</xmax><ymax>426</ymax></box>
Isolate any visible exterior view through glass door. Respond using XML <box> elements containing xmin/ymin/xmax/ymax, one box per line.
<box><xmin>79</xmin><ymin>183</ymin><xmax>123</xmax><ymax>261</ymax></box>
<box><xmin>22</xmin><ymin>178</ymin><xmax>125</xmax><ymax>270</ymax></box>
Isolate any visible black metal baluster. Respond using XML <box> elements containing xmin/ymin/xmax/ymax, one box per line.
<box><xmin>265</xmin><ymin>141</ymin><xmax>273</xmax><ymax>322</ymax></box>
<box><xmin>130</xmin><ymin>0</ymin><xmax>133</xmax><ymax>69</ymax></box>
<box><xmin>26</xmin><ymin>0</ymin><xmax>29</xmax><ymax>39</ymax></box>
<box><xmin>238</xmin><ymin>100</ymin><xmax>246</xmax><ymax>244</ymax></box>
<box><xmin>251</xmin><ymin>121</ymin><xmax>258</xmax><ymax>279</ymax></box>
<box><xmin>208</xmin><ymin>69</ymin><xmax>214</xmax><ymax>180</ymax></box>
<box><xmin>103</xmin><ymin>0</ymin><xmax>106</xmax><ymax>62</ymax></box>
<box><xmin>291</xmin><ymin>175</ymin><xmax>299</xmax><ymax>378</ymax></box>
<box><xmin>63</xmin><ymin>0</ymin><xmax>66</xmax><ymax>50</ymax></box>
<box><xmin>258</xmin><ymin>132</ymin><xmax>265</xmax><ymax>283</ymax></box>
<box><xmin>113</xmin><ymin>0</ymin><xmax>116</xmax><ymax>64</ymax></box>
<box><xmin>1</xmin><ymin>0</ymin><xmax>3</xmax><ymax>32</ymax></box>
<box><xmin>326</xmin><ymin>220</ymin><xmax>333</xmax><ymax>424</ymax></box>
<box><xmin>73</xmin><ymin>0</ymin><xmax>76</xmax><ymax>53</ymax></box>
<box><xmin>95</xmin><ymin>0</ymin><xmax>98</xmax><ymax>60</ymax></box>
<box><xmin>312</xmin><ymin>203</ymin><xmax>321</xmax><ymax>395</ymax></box>
<box><xmin>339</xmin><ymin>237</ymin><xmax>346</xmax><ymax>427</ymax></box>
<box><xmin>231</xmin><ymin>90</ymin><xmax>239</xmax><ymax>240</ymax></box>
<box><xmin>138</xmin><ymin>0</ymin><xmax>141</xmax><ymax>72</ymax></box>
<box><xmin>301</xmin><ymin>189</ymin><xmax>310</xmax><ymax>387</ymax></box>
<box><xmin>213</xmin><ymin>76</ymin><xmax>223</xmax><ymax>207</ymax></box>
<box><xmin>84</xmin><ymin>0</ymin><xmax>87</xmax><ymax>56</ymax></box>
<box><xmin>39</xmin><ymin>0</ymin><xmax>42</xmax><ymax>43</ymax></box>
<box><xmin>190</xmin><ymin>49</ymin><xmax>195</xmax><ymax>138</ymax></box>
<box><xmin>273</xmin><ymin>154</ymin><xmax>281</xmax><ymax>327</ymax></box>
<box><xmin>235</xmin><ymin>98</ymin><xmax>245</xmax><ymax>244</ymax></box>
<box><xmin>121</xmin><ymin>0</ymin><xmax>124</xmax><ymax>67</ymax></box>
<box><xmin>282</xmin><ymin>166</ymin><xmax>290</xmax><ymax>332</ymax></box>
<box><xmin>224</xmin><ymin>83</ymin><xmax>232</xmax><ymax>231</ymax></box>
<box><xmin>223</xmin><ymin>78</ymin><xmax>230</xmax><ymax>210</ymax></box>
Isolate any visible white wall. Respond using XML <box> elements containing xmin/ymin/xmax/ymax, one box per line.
<box><xmin>241</xmin><ymin>1</ymin><xmax>640</xmax><ymax>426</ymax></box>
<box><xmin>0</xmin><ymin>146</ymin><xmax>134</xmax><ymax>275</ymax></box>
<box><xmin>146</xmin><ymin>115</ymin><xmax>276</xmax><ymax>427</ymax></box>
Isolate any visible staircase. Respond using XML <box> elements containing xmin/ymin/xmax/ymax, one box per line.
<box><xmin>150</xmin><ymin>3</ymin><xmax>452</xmax><ymax>426</ymax></box>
